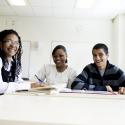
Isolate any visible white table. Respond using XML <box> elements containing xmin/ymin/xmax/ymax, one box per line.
<box><xmin>0</xmin><ymin>92</ymin><xmax>125</xmax><ymax>125</ymax></box>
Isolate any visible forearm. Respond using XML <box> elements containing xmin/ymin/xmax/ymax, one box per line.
<box><xmin>71</xmin><ymin>81</ymin><xmax>87</xmax><ymax>90</ymax></box>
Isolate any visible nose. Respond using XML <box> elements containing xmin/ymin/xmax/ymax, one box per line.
<box><xmin>96</xmin><ymin>55</ymin><xmax>100</xmax><ymax>59</ymax></box>
<box><xmin>55</xmin><ymin>56</ymin><xmax>60</xmax><ymax>60</ymax></box>
<box><xmin>10</xmin><ymin>43</ymin><xmax>16</xmax><ymax>47</ymax></box>
<box><xmin>10</xmin><ymin>41</ymin><xmax>19</xmax><ymax>47</ymax></box>
<box><xmin>9</xmin><ymin>43</ymin><xmax>19</xmax><ymax>49</ymax></box>
<box><xmin>95</xmin><ymin>55</ymin><xmax>100</xmax><ymax>61</ymax></box>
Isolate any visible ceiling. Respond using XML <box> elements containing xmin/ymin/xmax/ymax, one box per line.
<box><xmin>0</xmin><ymin>0</ymin><xmax>125</xmax><ymax>19</ymax></box>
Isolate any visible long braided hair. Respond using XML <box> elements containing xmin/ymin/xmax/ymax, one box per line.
<box><xmin>0</xmin><ymin>29</ymin><xmax>22</xmax><ymax>80</ymax></box>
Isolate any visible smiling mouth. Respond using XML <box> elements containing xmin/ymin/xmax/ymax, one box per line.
<box><xmin>8</xmin><ymin>49</ymin><xmax>17</xmax><ymax>55</ymax></box>
<box><xmin>8</xmin><ymin>48</ymin><xmax>16</xmax><ymax>51</ymax></box>
<box><xmin>96</xmin><ymin>61</ymin><xmax>102</xmax><ymax>64</ymax></box>
<box><xmin>56</xmin><ymin>60</ymin><xmax>61</xmax><ymax>63</ymax></box>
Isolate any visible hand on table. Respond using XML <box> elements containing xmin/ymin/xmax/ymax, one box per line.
<box><xmin>106</xmin><ymin>85</ymin><xmax>125</xmax><ymax>94</ymax></box>
<box><xmin>106</xmin><ymin>85</ymin><xmax>113</xmax><ymax>92</ymax></box>
<box><xmin>118</xmin><ymin>87</ymin><xmax>125</xmax><ymax>94</ymax></box>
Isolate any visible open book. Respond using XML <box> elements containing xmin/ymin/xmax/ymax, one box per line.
<box><xmin>29</xmin><ymin>86</ymin><xmax>56</xmax><ymax>92</ymax></box>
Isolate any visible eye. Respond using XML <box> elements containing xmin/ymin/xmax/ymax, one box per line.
<box><xmin>14</xmin><ymin>41</ymin><xmax>19</xmax><ymax>45</ymax></box>
<box><xmin>93</xmin><ymin>54</ymin><xmax>97</xmax><ymax>57</ymax></box>
<box><xmin>53</xmin><ymin>55</ymin><xmax>57</xmax><ymax>58</ymax></box>
<box><xmin>60</xmin><ymin>55</ymin><xmax>64</xmax><ymax>57</ymax></box>
<box><xmin>4</xmin><ymin>40</ymin><xmax>19</xmax><ymax>45</ymax></box>
<box><xmin>99</xmin><ymin>53</ymin><xmax>103</xmax><ymax>57</ymax></box>
<box><xmin>4</xmin><ymin>40</ymin><xmax>11</xmax><ymax>43</ymax></box>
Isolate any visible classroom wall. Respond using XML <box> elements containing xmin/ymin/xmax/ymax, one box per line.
<box><xmin>112</xmin><ymin>14</ymin><xmax>125</xmax><ymax>71</ymax></box>
<box><xmin>0</xmin><ymin>16</ymin><xmax>113</xmax><ymax>78</ymax></box>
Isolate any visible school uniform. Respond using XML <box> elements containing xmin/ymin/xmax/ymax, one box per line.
<box><xmin>0</xmin><ymin>58</ymin><xmax>30</xmax><ymax>93</ymax></box>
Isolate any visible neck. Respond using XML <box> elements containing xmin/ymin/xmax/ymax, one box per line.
<box><xmin>98</xmin><ymin>65</ymin><xmax>106</xmax><ymax>70</ymax></box>
<box><xmin>6</xmin><ymin>57</ymin><xmax>13</xmax><ymax>63</ymax></box>
<box><xmin>56</xmin><ymin>65</ymin><xmax>67</xmax><ymax>72</ymax></box>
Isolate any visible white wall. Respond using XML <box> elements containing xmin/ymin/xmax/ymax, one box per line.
<box><xmin>0</xmin><ymin>16</ymin><xmax>113</xmax><ymax>78</ymax></box>
<box><xmin>112</xmin><ymin>14</ymin><xmax>125</xmax><ymax>70</ymax></box>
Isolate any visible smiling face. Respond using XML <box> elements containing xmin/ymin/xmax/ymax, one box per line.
<box><xmin>52</xmin><ymin>48</ymin><xmax>67</xmax><ymax>68</ymax></box>
<box><xmin>2</xmin><ymin>34</ymin><xmax>19</xmax><ymax>59</ymax></box>
<box><xmin>92</xmin><ymin>48</ymin><xmax>109</xmax><ymax>70</ymax></box>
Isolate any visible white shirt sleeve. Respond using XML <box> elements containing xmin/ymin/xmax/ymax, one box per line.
<box><xmin>6</xmin><ymin>82</ymin><xmax>31</xmax><ymax>93</ymax></box>
<box><xmin>0</xmin><ymin>58</ymin><xmax>8</xmax><ymax>94</ymax></box>
<box><xmin>32</xmin><ymin>64</ymin><xmax>46</xmax><ymax>83</ymax></box>
<box><xmin>0</xmin><ymin>58</ymin><xmax>3</xmax><ymax>83</ymax></box>
<box><xmin>67</xmin><ymin>68</ymin><xmax>77</xmax><ymax>88</ymax></box>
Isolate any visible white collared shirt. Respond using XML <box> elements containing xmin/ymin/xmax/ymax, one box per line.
<box><xmin>33</xmin><ymin>64</ymin><xmax>77</xmax><ymax>88</ymax></box>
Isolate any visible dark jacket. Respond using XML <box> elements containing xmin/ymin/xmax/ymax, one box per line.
<box><xmin>71</xmin><ymin>61</ymin><xmax>125</xmax><ymax>91</ymax></box>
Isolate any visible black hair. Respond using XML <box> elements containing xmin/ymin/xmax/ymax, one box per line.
<box><xmin>0</xmin><ymin>29</ymin><xmax>22</xmax><ymax>79</ymax></box>
<box><xmin>92</xmin><ymin>43</ymin><xmax>108</xmax><ymax>54</ymax></box>
<box><xmin>52</xmin><ymin>45</ymin><xmax>67</xmax><ymax>63</ymax></box>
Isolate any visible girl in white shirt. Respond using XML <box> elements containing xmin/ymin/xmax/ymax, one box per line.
<box><xmin>35</xmin><ymin>45</ymin><xmax>77</xmax><ymax>88</ymax></box>
<box><xmin>0</xmin><ymin>29</ymin><xmax>42</xmax><ymax>94</ymax></box>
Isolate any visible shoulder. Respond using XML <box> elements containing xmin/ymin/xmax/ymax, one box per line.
<box><xmin>67</xmin><ymin>66</ymin><xmax>76</xmax><ymax>73</ymax></box>
<box><xmin>65</xmin><ymin>67</ymin><xmax>77</xmax><ymax>77</ymax></box>
<box><xmin>85</xmin><ymin>63</ymin><xmax>93</xmax><ymax>68</ymax></box>
<box><xmin>84</xmin><ymin>63</ymin><xmax>95</xmax><ymax>71</ymax></box>
<box><xmin>44</xmin><ymin>64</ymin><xmax>56</xmax><ymax>69</ymax></box>
<box><xmin>108</xmin><ymin>62</ymin><xmax>119</xmax><ymax>71</ymax></box>
<box><xmin>78</xmin><ymin>63</ymin><xmax>96</xmax><ymax>75</ymax></box>
<box><xmin>41</xmin><ymin>64</ymin><xmax>56</xmax><ymax>73</ymax></box>
<box><xmin>108</xmin><ymin>62</ymin><xmax>124</xmax><ymax>74</ymax></box>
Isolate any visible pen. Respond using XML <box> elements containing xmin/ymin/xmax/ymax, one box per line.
<box><xmin>35</xmin><ymin>75</ymin><xmax>44</xmax><ymax>83</ymax></box>
<box><xmin>16</xmin><ymin>89</ymin><xmax>28</xmax><ymax>92</ymax></box>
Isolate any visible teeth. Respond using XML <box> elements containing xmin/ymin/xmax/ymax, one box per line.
<box><xmin>96</xmin><ymin>62</ymin><xmax>101</xmax><ymax>63</ymax></box>
<box><xmin>8</xmin><ymin>49</ymin><xmax>16</xmax><ymax>51</ymax></box>
<box><xmin>9</xmin><ymin>50</ymin><xmax>15</xmax><ymax>52</ymax></box>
